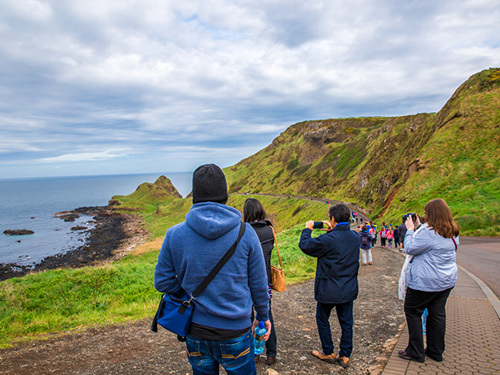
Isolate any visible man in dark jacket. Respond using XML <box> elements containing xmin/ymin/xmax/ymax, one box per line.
<box><xmin>299</xmin><ymin>204</ymin><xmax>360</xmax><ymax>369</ymax></box>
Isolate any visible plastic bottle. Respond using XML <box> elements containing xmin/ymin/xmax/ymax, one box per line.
<box><xmin>253</xmin><ymin>321</ymin><xmax>267</xmax><ymax>355</ymax></box>
<box><xmin>422</xmin><ymin>308</ymin><xmax>428</xmax><ymax>334</ymax></box>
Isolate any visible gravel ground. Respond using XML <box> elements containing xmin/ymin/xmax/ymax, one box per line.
<box><xmin>0</xmin><ymin>246</ymin><xmax>406</xmax><ymax>375</ymax></box>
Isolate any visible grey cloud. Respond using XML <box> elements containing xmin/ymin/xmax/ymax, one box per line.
<box><xmin>0</xmin><ymin>0</ymin><xmax>499</xmax><ymax>178</ymax></box>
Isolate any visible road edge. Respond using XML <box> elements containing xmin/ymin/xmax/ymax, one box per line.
<box><xmin>457</xmin><ymin>264</ymin><xmax>500</xmax><ymax>320</ymax></box>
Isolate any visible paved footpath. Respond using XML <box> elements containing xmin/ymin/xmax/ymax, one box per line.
<box><xmin>382</xmin><ymin>265</ymin><xmax>500</xmax><ymax>375</ymax></box>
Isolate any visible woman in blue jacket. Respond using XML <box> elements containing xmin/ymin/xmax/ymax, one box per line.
<box><xmin>398</xmin><ymin>199</ymin><xmax>459</xmax><ymax>363</ymax></box>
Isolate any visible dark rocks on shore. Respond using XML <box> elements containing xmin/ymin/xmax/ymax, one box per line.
<box><xmin>3</xmin><ymin>229</ymin><xmax>35</xmax><ymax>236</ymax></box>
<box><xmin>54</xmin><ymin>212</ymin><xmax>81</xmax><ymax>222</ymax></box>
<box><xmin>1</xmin><ymin>206</ymin><xmax>132</xmax><ymax>281</ymax></box>
<box><xmin>71</xmin><ymin>226</ymin><xmax>88</xmax><ymax>231</ymax></box>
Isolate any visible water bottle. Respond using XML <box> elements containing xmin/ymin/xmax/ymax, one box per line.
<box><xmin>253</xmin><ymin>321</ymin><xmax>267</xmax><ymax>355</ymax></box>
<box><xmin>422</xmin><ymin>308</ymin><xmax>428</xmax><ymax>334</ymax></box>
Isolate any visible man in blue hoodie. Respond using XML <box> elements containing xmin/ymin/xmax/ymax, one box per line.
<box><xmin>154</xmin><ymin>164</ymin><xmax>270</xmax><ymax>375</ymax></box>
<box><xmin>299</xmin><ymin>204</ymin><xmax>360</xmax><ymax>369</ymax></box>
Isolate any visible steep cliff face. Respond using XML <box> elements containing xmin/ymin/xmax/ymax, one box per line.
<box><xmin>225</xmin><ymin>114</ymin><xmax>436</xmax><ymax>205</ymax></box>
<box><xmin>225</xmin><ymin>68</ymin><xmax>500</xmax><ymax>235</ymax></box>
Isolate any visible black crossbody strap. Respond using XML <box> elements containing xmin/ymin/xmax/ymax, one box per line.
<box><xmin>178</xmin><ymin>222</ymin><xmax>246</xmax><ymax>313</ymax></box>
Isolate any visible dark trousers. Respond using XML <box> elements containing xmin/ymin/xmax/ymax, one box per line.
<box><xmin>265</xmin><ymin>302</ymin><xmax>277</xmax><ymax>357</ymax></box>
<box><xmin>253</xmin><ymin>301</ymin><xmax>277</xmax><ymax>358</ymax></box>
<box><xmin>316</xmin><ymin>301</ymin><xmax>353</xmax><ymax>358</ymax></box>
<box><xmin>404</xmin><ymin>287</ymin><xmax>453</xmax><ymax>362</ymax></box>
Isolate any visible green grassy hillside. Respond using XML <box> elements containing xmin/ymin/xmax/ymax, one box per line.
<box><xmin>224</xmin><ymin>68</ymin><xmax>500</xmax><ymax>236</ymax></box>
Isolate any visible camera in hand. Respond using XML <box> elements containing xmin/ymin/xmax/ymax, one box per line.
<box><xmin>403</xmin><ymin>213</ymin><xmax>418</xmax><ymax>222</ymax></box>
<box><xmin>313</xmin><ymin>221</ymin><xmax>324</xmax><ymax>229</ymax></box>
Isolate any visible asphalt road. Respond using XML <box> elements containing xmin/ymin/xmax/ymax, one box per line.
<box><xmin>457</xmin><ymin>236</ymin><xmax>500</xmax><ymax>298</ymax></box>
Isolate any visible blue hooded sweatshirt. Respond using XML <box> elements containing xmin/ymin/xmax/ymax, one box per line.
<box><xmin>154</xmin><ymin>202</ymin><xmax>270</xmax><ymax>330</ymax></box>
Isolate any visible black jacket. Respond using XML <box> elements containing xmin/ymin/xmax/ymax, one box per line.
<box><xmin>299</xmin><ymin>224</ymin><xmax>360</xmax><ymax>304</ymax></box>
<box><xmin>250</xmin><ymin>220</ymin><xmax>274</xmax><ymax>284</ymax></box>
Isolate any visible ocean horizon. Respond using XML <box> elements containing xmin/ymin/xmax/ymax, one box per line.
<box><xmin>0</xmin><ymin>172</ymin><xmax>192</xmax><ymax>266</ymax></box>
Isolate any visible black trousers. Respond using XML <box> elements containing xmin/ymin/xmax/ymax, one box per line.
<box><xmin>404</xmin><ymin>287</ymin><xmax>453</xmax><ymax>362</ymax></box>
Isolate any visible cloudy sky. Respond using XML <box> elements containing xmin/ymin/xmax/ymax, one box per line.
<box><xmin>1</xmin><ymin>0</ymin><xmax>499</xmax><ymax>179</ymax></box>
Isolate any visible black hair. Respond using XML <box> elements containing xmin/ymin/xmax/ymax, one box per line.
<box><xmin>328</xmin><ymin>204</ymin><xmax>350</xmax><ymax>223</ymax></box>
<box><xmin>243</xmin><ymin>198</ymin><xmax>266</xmax><ymax>222</ymax></box>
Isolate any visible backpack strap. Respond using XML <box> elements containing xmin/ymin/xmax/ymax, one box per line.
<box><xmin>451</xmin><ymin>237</ymin><xmax>458</xmax><ymax>252</ymax></box>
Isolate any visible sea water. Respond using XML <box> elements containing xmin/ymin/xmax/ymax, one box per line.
<box><xmin>0</xmin><ymin>172</ymin><xmax>192</xmax><ymax>266</ymax></box>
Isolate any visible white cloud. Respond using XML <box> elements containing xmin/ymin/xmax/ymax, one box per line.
<box><xmin>39</xmin><ymin>150</ymin><xmax>127</xmax><ymax>163</ymax></box>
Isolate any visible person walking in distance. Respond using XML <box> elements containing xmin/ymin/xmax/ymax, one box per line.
<box><xmin>380</xmin><ymin>226</ymin><xmax>388</xmax><ymax>248</ymax></box>
<box><xmin>359</xmin><ymin>225</ymin><xmax>373</xmax><ymax>265</ymax></box>
<box><xmin>394</xmin><ymin>225</ymin><xmax>400</xmax><ymax>250</ymax></box>
<box><xmin>398</xmin><ymin>217</ymin><xmax>407</xmax><ymax>252</ymax></box>
<box><xmin>298</xmin><ymin>204</ymin><xmax>360</xmax><ymax>369</ymax></box>
<box><xmin>387</xmin><ymin>225</ymin><xmax>394</xmax><ymax>249</ymax></box>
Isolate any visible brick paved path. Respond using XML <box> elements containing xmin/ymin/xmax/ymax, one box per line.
<box><xmin>382</xmin><ymin>267</ymin><xmax>500</xmax><ymax>375</ymax></box>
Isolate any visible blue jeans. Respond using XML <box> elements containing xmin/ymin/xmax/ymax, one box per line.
<box><xmin>316</xmin><ymin>301</ymin><xmax>354</xmax><ymax>358</ymax></box>
<box><xmin>186</xmin><ymin>330</ymin><xmax>256</xmax><ymax>375</ymax></box>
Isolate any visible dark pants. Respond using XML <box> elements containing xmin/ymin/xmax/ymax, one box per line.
<box><xmin>404</xmin><ymin>287</ymin><xmax>453</xmax><ymax>362</ymax></box>
<box><xmin>265</xmin><ymin>302</ymin><xmax>277</xmax><ymax>357</ymax></box>
<box><xmin>252</xmin><ymin>301</ymin><xmax>277</xmax><ymax>358</ymax></box>
<box><xmin>316</xmin><ymin>301</ymin><xmax>353</xmax><ymax>358</ymax></box>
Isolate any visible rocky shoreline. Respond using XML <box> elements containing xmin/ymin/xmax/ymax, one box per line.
<box><xmin>0</xmin><ymin>206</ymin><xmax>148</xmax><ymax>281</ymax></box>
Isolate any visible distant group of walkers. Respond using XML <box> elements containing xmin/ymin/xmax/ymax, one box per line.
<box><xmin>154</xmin><ymin>163</ymin><xmax>459</xmax><ymax>374</ymax></box>
<box><xmin>357</xmin><ymin>218</ymin><xmax>411</xmax><ymax>254</ymax></box>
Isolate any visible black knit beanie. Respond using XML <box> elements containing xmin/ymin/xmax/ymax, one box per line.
<box><xmin>192</xmin><ymin>164</ymin><xmax>228</xmax><ymax>204</ymax></box>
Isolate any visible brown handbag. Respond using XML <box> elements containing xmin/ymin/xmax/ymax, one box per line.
<box><xmin>270</xmin><ymin>226</ymin><xmax>286</xmax><ymax>292</ymax></box>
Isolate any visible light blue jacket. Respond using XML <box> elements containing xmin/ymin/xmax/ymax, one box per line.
<box><xmin>404</xmin><ymin>224</ymin><xmax>458</xmax><ymax>292</ymax></box>
<box><xmin>154</xmin><ymin>202</ymin><xmax>269</xmax><ymax>330</ymax></box>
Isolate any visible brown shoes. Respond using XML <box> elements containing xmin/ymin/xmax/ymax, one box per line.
<box><xmin>255</xmin><ymin>355</ymin><xmax>277</xmax><ymax>366</ymax></box>
<box><xmin>266</xmin><ymin>357</ymin><xmax>276</xmax><ymax>365</ymax></box>
<box><xmin>337</xmin><ymin>356</ymin><xmax>350</xmax><ymax>368</ymax></box>
<box><xmin>312</xmin><ymin>349</ymin><xmax>337</xmax><ymax>363</ymax></box>
<box><xmin>312</xmin><ymin>349</ymin><xmax>351</xmax><ymax>368</ymax></box>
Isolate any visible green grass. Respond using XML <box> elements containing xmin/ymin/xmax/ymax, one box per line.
<box><xmin>0</xmin><ymin>251</ymin><xmax>160</xmax><ymax>348</ymax></box>
<box><xmin>271</xmin><ymin>224</ymin><xmax>319</xmax><ymax>284</ymax></box>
